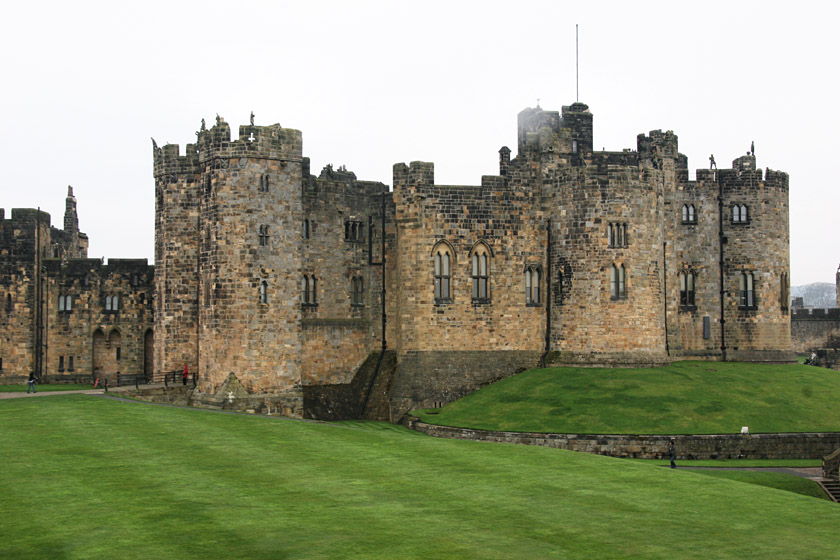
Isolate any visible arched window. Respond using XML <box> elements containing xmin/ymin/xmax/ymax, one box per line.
<box><xmin>608</xmin><ymin>223</ymin><xmax>615</xmax><ymax>247</ymax></box>
<box><xmin>302</xmin><ymin>275</ymin><xmax>317</xmax><ymax>305</ymax></box>
<box><xmin>740</xmin><ymin>204</ymin><xmax>748</xmax><ymax>222</ymax></box>
<box><xmin>732</xmin><ymin>204</ymin><xmax>749</xmax><ymax>223</ymax></box>
<box><xmin>681</xmin><ymin>205</ymin><xmax>688</xmax><ymax>223</ymax></box>
<box><xmin>679</xmin><ymin>271</ymin><xmax>695</xmax><ymax>307</ymax></box>
<box><xmin>732</xmin><ymin>205</ymin><xmax>740</xmax><ymax>222</ymax></box>
<box><xmin>105</xmin><ymin>295</ymin><xmax>112</xmax><ymax>311</ymax></box>
<box><xmin>525</xmin><ymin>265</ymin><xmax>541</xmax><ymax>305</ymax></box>
<box><xmin>113</xmin><ymin>295</ymin><xmax>119</xmax><ymax>311</ymax></box>
<box><xmin>611</xmin><ymin>264</ymin><xmax>626</xmax><ymax>299</ymax></box>
<box><xmin>259</xmin><ymin>174</ymin><xmax>269</xmax><ymax>192</ymax></box>
<box><xmin>609</xmin><ymin>223</ymin><xmax>628</xmax><ymax>247</ymax></box>
<box><xmin>688</xmin><ymin>205</ymin><xmax>695</xmax><ymax>223</ymax></box>
<box><xmin>65</xmin><ymin>295</ymin><xmax>72</xmax><ymax>312</ymax></box>
<box><xmin>259</xmin><ymin>280</ymin><xmax>268</xmax><ymax>304</ymax></box>
<box><xmin>258</xmin><ymin>225</ymin><xmax>269</xmax><ymax>247</ymax></box>
<box><xmin>739</xmin><ymin>272</ymin><xmax>755</xmax><ymax>308</ymax></box>
<box><xmin>472</xmin><ymin>245</ymin><xmax>490</xmax><ymax>302</ymax></box>
<box><xmin>58</xmin><ymin>295</ymin><xmax>65</xmax><ymax>312</ymax></box>
<box><xmin>433</xmin><ymin>244</ymin><xmax>453</xmax><ymax>303</ymax></box>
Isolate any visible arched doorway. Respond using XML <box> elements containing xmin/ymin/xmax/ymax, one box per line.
<box><xmin>92</xmin><ymin>329</ymin><xmax>105</xmax><ymax>380</ymax></box>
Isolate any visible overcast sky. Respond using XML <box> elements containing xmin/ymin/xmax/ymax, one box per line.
<box><xmin>2</xmin><ymin>1</ymin><xmax>836</xmax><ymax>285</ymax></box>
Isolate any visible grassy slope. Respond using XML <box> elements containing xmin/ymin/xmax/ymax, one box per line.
<box><xmin>412</xmin><ymin>362</ymin><xmax>840</xmax><ymax>434</ymax></box>
<box><xmin>2</xmin><ymin>396</ymin><xmax>839</xmax><ymax>559</ymax></box>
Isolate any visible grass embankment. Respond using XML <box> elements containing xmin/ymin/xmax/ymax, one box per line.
<box><xmin>688</xmin><ymin>470</ymin><xmax>830</xmax><ymax>501</ymax></box>
<box><xmin>412</xmin><ymin>362</ymin><xmax>840</xmax><ymax>434</ymax></box>
<box><xmin>2</xmin><ymin>396</ymin><xmax>839</xmax><ymax>559</ymax></box>
<box><xmin>0</xmin><ymin>384</ymin><xmax>95</xmax><ymax>393</ymax></box>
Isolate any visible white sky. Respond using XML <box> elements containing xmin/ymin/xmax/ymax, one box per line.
<box><xmin>1</xmin><ymin>0</ymin><xmax>836</xmax><ymax>285</ymax></box>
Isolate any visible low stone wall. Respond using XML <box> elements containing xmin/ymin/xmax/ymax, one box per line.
<box><xmin>404</xmin><ymin>417</ymin><xmax>840</xmax><ymax>460</ymax></box>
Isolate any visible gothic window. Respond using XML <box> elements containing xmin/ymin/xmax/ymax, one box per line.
<box><xmin>258</xmin><ymin>225</ymin><xmax>269</xmax><ymax>247</ymax></box>
<box><xmin>471</xmin><ymin>244</ymin><xmax>490</xmax><ymax>303</ymax></box>
<box><xmin>302</xmin><ymin>275</ymin><xmax>317</xmax><ymax>306</ymax></box>
<box><xmin>608</xmin><ymin>223</ymin><xmax>628</xmax><ymax>247</ymax></box>
<box><xmin>739</xmin><ymin>271</ymin><xmax>755</xmax><ymax>308</ymax></box>
<box><xmin>351</xmin><ymin>276</ymin><xmax>364</xmax><ymax>306</ymax></box>
<box><xmin>610</xmin><ymin>264</ymin><xmax>626</xmax><ymax>300</ymax></box>
<box><xmin>259</xmin><ymin>280</ymin><xmax>268</xmax><ymax>304</ymax></box>
<box><xmin>780</xmin><ymin>272</ymin><xmax>789</xmax><ymax>312</ymax></box>
<box><xmin>105</xmin><ymin>295</ymin><xmax>120</xmax><ymax>312</ymax></box>
<box><xmin>682</xmin><ymin>204</ymin><xmax>696</xmax><ymax>224</ymax></box>
<box><xmin>434</xmin><ymin>247</ymin><xmax>452</xmax><ymax>303</ymax></box>
<box><xmin>259</xmin><ymin>174</ymin><xmax>270</xmax><ymax>192</ymax></box>
<box><xmin>344</xmin><ymin>221</ymin><xmax>364</xmax><ymax>242</ymax></box>
<box><xmin>525</xmin><ymin>265</ymin><xmax>542</xmax><ymax>305</ymax></box>
<box><xmin>732</xmin><ymin>204</ymin><xmax>750</xmax><ymax>223</ymax></box>
<box><xmin>679</xmin><ymin>271</ymin><xmax>696</xmax><ymax>307</ymax></box>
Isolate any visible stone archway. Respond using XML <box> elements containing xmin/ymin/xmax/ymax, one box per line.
<box><xmin>92</xmin><ymin>329</ymin><xmax>105</xmax><ymax>380</ymax></box>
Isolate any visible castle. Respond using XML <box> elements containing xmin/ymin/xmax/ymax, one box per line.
<box><xmin>151</xmin><ymin>102</ymin><xmax>793</xmax><ymax>420</ymax></box>
<box><xmin>0</xmin><ymin>188</ymin><xmax>154</xmax><ymax>384</ymax></box>
<box><xmin>1</xmin><ymin>101</ymin><xmax>794</xmax><ymax>421</ymax></box>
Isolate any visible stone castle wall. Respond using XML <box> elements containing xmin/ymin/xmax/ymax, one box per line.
<box><xmin>791</xmin><ymin>308</ymin><xmax>840</xmax><ymax>353</ymax></box>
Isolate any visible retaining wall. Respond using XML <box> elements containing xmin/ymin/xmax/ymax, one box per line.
<box><xmin>404</xmin><ymin>417</ymin><xmax>840</xmax><ymax>460</ymax></box>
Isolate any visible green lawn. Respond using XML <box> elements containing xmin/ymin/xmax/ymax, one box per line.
<box><xmin>2</xmin><ymin>396</ymin><xmax>839</xmax><ymax>559</ymax></box>
<box><xmin>686</xmin><ymin>470</ymin><xmax>830</xmax><ymax>501</ymax></box>
<box><xmin>0</xmin><ymin>384</ymin><xmax>96</xmax><ymax>392</ymax></box>
<box><xmin>412</xmin><ymin>362</ymin><xmax>840</xmax><ymax>434</ymax></box>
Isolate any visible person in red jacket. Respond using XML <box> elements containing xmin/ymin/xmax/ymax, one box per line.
<box><xmin>182</xmin><ymin>364</ymin><xmax>188</xmax><ymax>386</ymax></box>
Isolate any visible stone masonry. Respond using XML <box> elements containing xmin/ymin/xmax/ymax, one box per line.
<box><xmin>150</xmin><ymin>102</ymin><xmax>794</xmax><ymax>420</ymax></box>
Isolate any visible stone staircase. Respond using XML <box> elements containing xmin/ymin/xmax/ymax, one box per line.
<box><xmin>818</xmin><ymin>479</ymin><xmax>840</xmax><ymax>502</ymax></box>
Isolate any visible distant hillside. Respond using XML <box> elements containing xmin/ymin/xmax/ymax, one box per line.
<box><xmin>791</xmin><ymin>282</ymin><xmax>835</xmax><ymax>308</ymax></box>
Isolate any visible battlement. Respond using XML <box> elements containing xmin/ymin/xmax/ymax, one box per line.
<box><xmin>516</xmin><ymin>103</ymin><xmax>591</xmax><ymax>156</ymax></box>
<box><xmin>6</xmin><ymin>208</ymin><xmax>51</xmax><ymax>226</ymax></box>
<box><xmin>637</xmin><ymin>130</ymin><xmax>679</xmax><ymax>160</ymax></box>
<box><xmin>152</xmin><ymin>139</ymin><xmax>200</xmax><ymax>179</ymax></box>
<box><xmin>393</xmin><ymin>161</ymin><xmax>435</xmax><ymax>190</ymax></box>
<box><xmin>43</xmin><ymin>257</ymin><xmax>154</xmax><ymax>279</ymax></box>
<box><xmin>792</xmin><ymin>308</ymin><xmax>840</xmax><ymax>321</ymax></box>
<box><xmin>195</xmin><ymin>117</ymin><xmax>302</xmax><ymax>164</ymax></box>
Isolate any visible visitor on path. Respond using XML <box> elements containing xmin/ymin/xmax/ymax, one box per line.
<box><xmin>26</xmin><ymin>372</ymin><xmax>37</xmax><ymax>393</ymax></box>
<box><xmin>669</xmin><ymin>440</ymin><xmax>677</xmax><ymax>469</ymax></box>
<box><xmin>182</xmin><ymin>364</ymin><xmax>188</xmax><ymax>386</ymax></box>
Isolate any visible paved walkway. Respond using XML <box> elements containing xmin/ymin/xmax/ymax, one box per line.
<box><xmin>0</xmin><ymin>389</ymin><xmax>105</xmax><ymax>399</ymax></box>
<box><xmin>678</xmin><ymin>466</ymin><xmax>823</xmax><ymax>479</ymax></box>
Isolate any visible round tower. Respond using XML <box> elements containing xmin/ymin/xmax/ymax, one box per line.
<box><xmin>194</xmin><ymin>117</ymin><xmax>305</xmax><ymax>414</ymax></box>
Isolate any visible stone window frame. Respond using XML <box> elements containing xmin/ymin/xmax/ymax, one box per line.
<box><xmin>104</xmin><ymin>294</ymin><xmax>120</xmax><ymax>312</ymax></box>
<box><xmin>525</xmin><ymin>264</ymin><xmax>542</xmax><ymax>306</ymax></box>
<box><xmin>258</xmin><ymin>225</ymin><xmax>270</xmax><ymax>247</ymax></box>
<box><xmin>258</xmin><ymin>174</ymin><xmax>270</xmax><ymax>193</ymax></box>
<box><xmin>610</xmin><ymin>263</ymin><xmax>627</xmax><ymax>300</ymax></box>
<box><xmin>679</xmin><ymin>269</ymin><xmax>696</xmax><ymax>310</ymax></box>
<box><xmin>58</xmin><ymin>355</ymin><xmax>65</xmax><ymax>372</ymax></box>
<box><xmin>351</xmin><ymin>276</ymin><xmax>364</xmax><ymax>307</ymax></box>
<box><xmin>58</xmin><ymin>294</ymin><xmax>73</xmax><ymax>313</ymax></box>
<box><xmin>432</xmin><ymin>241</ymin><xmax>455</xmax><ymax>305</ymax></box>
<box><xmin>259</xmin><ymin>280</ymin><xmax>269</xmax><ymax>305</ymax></box>
<box><xmin>608</xmin><ymin>222</ymin><xmax>628</xmax><ymax>248</ymax></box>
<box><xmin>68</xmin><ymin>355</ymin><xmax>74</xmax><ymax>372</ymax></box>
<box><xmin>681</xmin><ymin>204</ymin><xmax>697</xmax><ymax>225</ymax></box>
<box><xmin>738</xmin><ymin>271</ymin><xmax>756</xmax><ymax>309</ymax></box>
<box><xmin>470</xmin><ymin>241</ymin><xmax>492</xmax><ymax>304</ymax></box>
<box><xmin>5</xmin><ymin>293</ymin><xmax>11</xmax><ymax>312</ymax></box>
<box><xmin>303</xmin><ymin>219</ymin><xmax>311</xmax><ymax>240</ymax></box>
<box><xmin>302</xmin><ymin>274</ymin><xmax>318</xmax><ymax>307</ymax></box>
<box><xmin>731</xmin><ymin>204</ymin><xmax>750</xmax><ymax>224</ymax></box>
<box><xmin>345</xmin><ymin>220</ymin><xmax>365</xmax><ymax>243</ymax></box>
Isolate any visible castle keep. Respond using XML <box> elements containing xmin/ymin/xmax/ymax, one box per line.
<box><xmin>151</xmin><ymin>102</ymin><xmax>794</xmax><ymax>420</ymax></box>
<box><xmin>0</xmin><ymin>188</ymin><xmax>154</xmax><ymax>383</ymax></box>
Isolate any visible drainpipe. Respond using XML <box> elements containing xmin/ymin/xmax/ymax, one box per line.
<box><xmin>540</xmin><ymin>218</ymin><xmax>552</xmax><ymax>368</ymax></box>
<box><xmin>663</xmin><ymin>241</ymin><xmax>669</xmax><ymax>357</ymax></box>
<box><xmin>718</xmin><ymin>173</ymin><xmax>728</xmax><ymax>361</ymax></box>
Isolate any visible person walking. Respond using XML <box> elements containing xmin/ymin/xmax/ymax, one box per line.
<box><xmin>669</xmin><ymin>439</ymin><xmax>677</xmax><ymax>469</ymax></box>
<box><xmin>26</xmin><ymin>372</ymin><xmax>37</xmax><ymax>393</ymax></box>
<box><xmin>182</xmin><ymin>364</ymin><xmax>189</xmax><ymax>386</ymax></box>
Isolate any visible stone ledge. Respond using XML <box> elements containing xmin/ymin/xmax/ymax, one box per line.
<box><xmin>403</xmin><ymin>417</ymin><xmax>840</xmax><ymax>460</ymax></box>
